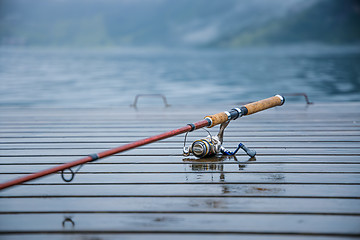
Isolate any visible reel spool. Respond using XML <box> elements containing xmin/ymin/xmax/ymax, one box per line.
<box><xmin>183</xmin><ymin>122</ymin><xmax>256</xmax><ymax>158</ymax></box>
<box><xmin>184</xmin><ymin>135</ymin><xmax>220</xmax><ymax>158</ymax></box>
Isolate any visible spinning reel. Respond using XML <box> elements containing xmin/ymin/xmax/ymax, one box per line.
<box><xmin>183</xmin><ymin>121</ymin><xmax>256</xmax><ymax>158</ymax></box>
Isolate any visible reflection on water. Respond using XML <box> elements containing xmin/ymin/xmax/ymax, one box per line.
<box><xmin>0</xmin><ymin>45</ymin><xmax>359</xmax><ymax>107</ymax></box>
<box><xmin>182</xmin><ymin>155</ymin><xmax>256</xmax><ymax>182</ymax></box>
<box><xmin>183</xmin><ymin>155</ymin><xmax>227</xmax><ymax>171</ymax></box>
<box><xmin>187</xmin><ymin>198</ymin><xmax>228</xmax><ymax>210</ymax></box>
<box><xmin>183</xmin><ymin>155</ymin><xmax>285</xmax><ymax>197</ymax></box>
<box><xmin>183</xmin><ymin>156</ymin><xmax>228</xmax><ymax>182</ymax></box>
<box><xmin>266</xmin><ymin>173</ymin><xmax>286</xmax><ymax>181</ymax></box>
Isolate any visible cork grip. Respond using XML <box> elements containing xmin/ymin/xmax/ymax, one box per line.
<box><xmin>205</xmin><ymin>112</ymin><xmax>228</xmax><ymax>128</ymax></box>
<box><xmin>244</xmin><ymin>95</ymin><xmax>284</xmax><ymax>115</ymax></box>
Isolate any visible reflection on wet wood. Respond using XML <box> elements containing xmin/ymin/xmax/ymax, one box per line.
<box><xmin>0</xmin><ymin>103</ymin><xmax>360</xmax><ymax>238</ymax></box>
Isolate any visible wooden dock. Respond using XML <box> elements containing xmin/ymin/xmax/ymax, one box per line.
<box><xmin>0</xmin><ymin>102</ymin><xmax>359</xmax><ymax>239</ymax></box>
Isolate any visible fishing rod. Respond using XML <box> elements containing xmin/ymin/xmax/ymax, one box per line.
<box><xmin>0</xmin><ymin>95</ymin><xmax>285</xmax><ymax>191</ymax></box>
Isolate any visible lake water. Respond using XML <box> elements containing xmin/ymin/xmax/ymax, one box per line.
<box><xmin>1</xmin><ymin>45</ymin><xmax>360</xmax><ymax>107</ymax></box>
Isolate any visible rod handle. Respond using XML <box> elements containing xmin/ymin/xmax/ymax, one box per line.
<box><xmin>204</xmin><ymin>112</ymin><xmax>228</xmax><ymax>128</ymax></box>
<box><xmin>205</xmin><ymin>95</ymin><xmax>285</xmax><ymax>128</ymax></box>
<box><xmin>243</xmin><ymin>95</ymin><xmax>284</xmax><ymax>115</ymax></box>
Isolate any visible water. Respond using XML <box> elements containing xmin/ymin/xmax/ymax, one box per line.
<box><xmin>1</xmin><ymin>44</ymin><xmax>360</xmax><ymax>107</ymax></box>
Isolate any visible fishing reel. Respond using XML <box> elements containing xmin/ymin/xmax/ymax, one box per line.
<box><xmin>183</xmin><ymin>121</ymin><xmax>256</xmax><ymax>158</ymax></box>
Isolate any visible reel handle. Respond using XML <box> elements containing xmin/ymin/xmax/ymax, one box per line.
<box><xmin>205</xmin><ymin>95</ymin><xmax>285</xmax><ymax>128</ymax></box>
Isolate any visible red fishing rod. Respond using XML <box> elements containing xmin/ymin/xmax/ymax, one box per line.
<box><xmin>0</xmin><ymin>95</ymin><xmax>284</xmax><ymax>190</ymax></box>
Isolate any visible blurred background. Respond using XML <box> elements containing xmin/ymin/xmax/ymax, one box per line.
<box><xmin>0</xmin><ymin>0</ymin><xmax>359</xmax><ymax>107</ymax></box>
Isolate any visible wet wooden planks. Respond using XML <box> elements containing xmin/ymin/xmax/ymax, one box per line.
<box><xmin>0</xmin><ymin>102</ymin><xmax>360</xmax><ymax>239</ymax></box>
